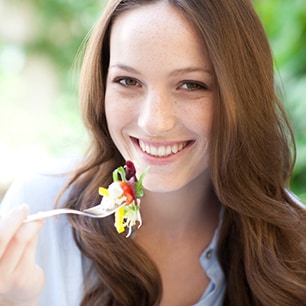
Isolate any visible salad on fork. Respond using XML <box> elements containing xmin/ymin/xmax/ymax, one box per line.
<box><xmin>85</xmin><ymin>160</ymin><xmax>148</xmax><ymax>238</ymax></box>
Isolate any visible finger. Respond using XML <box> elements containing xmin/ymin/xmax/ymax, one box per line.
<box><xmin>0</xmin><ymin>205</ymin><xmax>29</xmax><ymax>258</ymax></box>
<box><xmin>6</xmin><ymin>264</ymin><xmax>45</xmax><ymax>305</ymax></box>
<box><xmin>15</xmin><ymin>221</ymin><xmax>44</xmax><ymax>271</ymax></box>
<box><xmin>12</xmin><ymin>234</ymin><xmax>45</xmax><ymax>291</ymax></box>
<box><xmin>9</xmin><ymin>230</ymin><xmax>45</xmax><ymax>301</ymax></box>
<box><xmin>0</xmin><ymin>220</ymin><xmax>44</xmax><ymax>274</ymax></box>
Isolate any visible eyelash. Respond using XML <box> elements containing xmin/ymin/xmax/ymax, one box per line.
<box><xmin>179</xmin><ymin>81</ymin><xmax>209</xmax><ymax>91</ymax></box>
<box><xmin>113</xmin><ymin>77</ymin><xmax>209</xmax><ymax>91</ymax></box>
<box><xmin>114</xmin><ymin>77</ymin><xmax>141</xmax><ymax>87</ymax></box>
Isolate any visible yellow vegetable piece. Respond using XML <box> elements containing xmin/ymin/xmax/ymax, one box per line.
<box><xmin>99</xmin><ymin>187</ymin><xmax>109</xmax><ymax>197</ymax></box>
<box><xmin>115</xmin><ymin>207</ymin><xmax>125</xmax><ymax>233</ymax></box>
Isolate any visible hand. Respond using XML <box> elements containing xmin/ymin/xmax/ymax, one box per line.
<box><xmin>0</xmin><ymin>205</ymin><xmax>45</xmax><ymax>306</ymax></box>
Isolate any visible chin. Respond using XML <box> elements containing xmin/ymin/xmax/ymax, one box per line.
<box><xmin>142</xmin><ymin>176</ymin><xmax>187</xmax><ymax>193</ymax></box>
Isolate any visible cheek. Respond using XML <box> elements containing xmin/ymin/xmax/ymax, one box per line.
<box><xmin>183</xmin><ymin>103</ymin><xmax>213</xmax><ymax>136</ymax></box>
<box><xmin>105</xmin><ymin>91</ymin><xmax>121</xmax><ymax>136</ymax></box>
<box><xmin>105</xmin><ymin>90</ymin><xmax>117</xmax><ymax>117</ymax></box>
<box><xmin>105</xmin><ymin>90</ymin><xmax>136</xmax><ymax>123</ymax></box>
<box><xmin>105</xmin><ymin>91</ymin><xmax>125</xmax><ymax>129</ymax></box>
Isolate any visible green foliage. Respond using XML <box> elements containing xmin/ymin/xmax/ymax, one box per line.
<box><xmin>20</xmin><ymin>0</ymin><xmax>104</xmax><ymax>73</ymax></box>
<box><xmin>0</xmin><ymin>0</ymin><xmax>105</xmax><ymax>198</ymax></box>
<box><xmin>254</xmin><ymin>0</ymin><xmax>306</xmax><ymax>201</ymax></box>
<box><xmin>0</xmin><ymin>0</ymin><xmax>105</xmax><ymax>159</ymax></box>
<box><xmin>254</xmin><ymin>0</ymin><xmax>306</xmax><ymax>76</ymax></box>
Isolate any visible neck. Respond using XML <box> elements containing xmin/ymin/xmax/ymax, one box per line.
<box><xmin>137</xmin><ymin>172</ymin><xmax>220</xmax><ymax>239</ymax></box>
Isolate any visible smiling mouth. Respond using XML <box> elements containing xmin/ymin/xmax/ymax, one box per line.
<box><xmin>138</xmin><ymin>139</ymin><xmax>192</xmax><ymax>157</ymax></box>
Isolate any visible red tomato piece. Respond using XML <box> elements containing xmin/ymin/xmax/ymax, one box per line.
<box><xmin>120</xmin><ymin>182</ymin><xmax>135</xmax><ymax>204</ymax></box>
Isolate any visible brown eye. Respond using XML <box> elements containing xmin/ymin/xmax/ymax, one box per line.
<box><xmin>180</xmin><ymin>81</ymin><xmax>208</xmax><ymax>91</ymax></box>
<box><xmin>117</xmin><ymin>77</ymin><xmax>139</xmax><ymax>87</ymax></box>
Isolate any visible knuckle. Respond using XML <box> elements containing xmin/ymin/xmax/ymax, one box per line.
<box><xmin>11</xmin><ymin>232</ymin><xmax>25</xmax><ymax>247</ymax></box>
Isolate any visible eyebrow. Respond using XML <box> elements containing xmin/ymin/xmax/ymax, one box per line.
<box><xmin>109</xmin><ymin>64</ymin><xmax>213</xmax><ymax>76</ymax></box>
<box><xmin>169</xmin><ymin>67</ymin><xmax>213</xmax><ymax>77</ymax></box>
<box><xmin>109</xmin><ymin>64</ymin><xmax>141</xmax><ymax>75</ymax></box>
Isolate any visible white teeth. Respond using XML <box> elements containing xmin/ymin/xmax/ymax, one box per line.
<box><xmin>151</xmin><ymin>146</ymin><xmax>157</xmax><ymax>155</ymax></box>
<box><xmin>139</xmin><ymin>140</ymin><xmax>188</xmax><ymax>157</ymax></box>
<box><xmin>166</xmin><ymin>145</ymin><xmax>172</xmax><ymax>155</ymax></box>
<box><xmin>171</xmin><ymin>145</ymin><xmax>178</xmax><ymax>154</ymax></box>
<box><xmin>157</xmin><ymin>146</ymin><xmax>166</xmax><ymax>156</ymax></box>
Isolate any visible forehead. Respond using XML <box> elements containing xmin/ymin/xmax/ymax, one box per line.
<box><xmin>112</xmin><ymin>2</ymin><xmax>190</xmax><ymax>35</ymax></box>
<box><xmin>109</xmin><ymin>2</ymin><xmax>211</xmax><ymax>70</ymax></box>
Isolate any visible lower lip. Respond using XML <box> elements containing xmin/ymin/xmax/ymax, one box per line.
<box><xmin>131</xmin><ymin>138</ymin><xmax>194</xmax><ymax>166</ymax></box>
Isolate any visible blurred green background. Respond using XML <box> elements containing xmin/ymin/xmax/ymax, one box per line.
<box><xmin>0</xmin><ymin>0</ymin><xmax>305</xmax><ymax>201</ymax></box>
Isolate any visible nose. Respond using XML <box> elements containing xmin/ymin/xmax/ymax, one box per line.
<box><xmin>138</xmin><ymin>90</ymin><xmax>176</xmax><ymax>136</ymax></box>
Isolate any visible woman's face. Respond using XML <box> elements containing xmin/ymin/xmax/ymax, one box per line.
<box><xmin>105</xmin><ymin>2</ymin><xmax>215</xmax><ymax>192</ymax></box>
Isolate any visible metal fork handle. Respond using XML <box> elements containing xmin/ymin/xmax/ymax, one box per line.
<box><xmin>24</xmin><ymin>208</ymin><xmax>104</xmax><ymax>223</ymax></box>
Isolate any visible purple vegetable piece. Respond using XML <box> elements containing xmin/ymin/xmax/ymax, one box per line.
<box><xmin>125</xmin><ymin>160</ymin><xmax>136</xmax><ymax>180</ymax></box>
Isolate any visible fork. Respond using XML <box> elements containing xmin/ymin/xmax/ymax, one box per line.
<box><xmin>23</xmin><ymin>203</ymin><xmax>125</xmax><ymax>223</ymax></box>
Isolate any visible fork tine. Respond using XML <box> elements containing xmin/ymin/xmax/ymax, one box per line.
<box><xmin>83</xmin><ymin>203</ymin><xmax>125</xmax><ymax>215</ymax></box>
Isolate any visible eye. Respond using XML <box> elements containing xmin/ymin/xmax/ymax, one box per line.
<box><xmin>115</xmin><ymin>77</ymin><xmax>140</xmax><ymax>87</ymax></box>
<box><xmin>179</xmin><ymin>81</ymin><xmax>208</xmax><ymax>91</ymax></box>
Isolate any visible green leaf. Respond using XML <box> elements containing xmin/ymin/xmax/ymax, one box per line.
<box><xmin>135</xmin><ymin>166</ymin><xmax>150</xmax><ymax>197</ymax></box>
<box><xmin>112</xmin><ymin>166</ymin><xmax>126</xmax><ymax>182</ymax></box>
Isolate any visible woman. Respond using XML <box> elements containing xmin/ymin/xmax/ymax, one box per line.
<box><xmin>1</xmin><ymin>0</ymin><xmax>306</xmax><ymax>305</ymax></box>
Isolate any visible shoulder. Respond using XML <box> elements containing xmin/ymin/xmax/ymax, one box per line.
<box><xmin>0</xmin><ymin>157</ymin><xmax>80</xmax><ymax>214</ymax></box>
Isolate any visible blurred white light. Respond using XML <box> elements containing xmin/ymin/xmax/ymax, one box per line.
<box><xmin>0</xmin><ymin>45</ymin><xmax>26</xmax><ymax>73</ymax></box>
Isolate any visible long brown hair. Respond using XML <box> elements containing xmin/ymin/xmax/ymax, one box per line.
<box><xmin>63</xmin><ymin>0</ymin><xmax>306</xmax><ymax>305</ymax></box>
